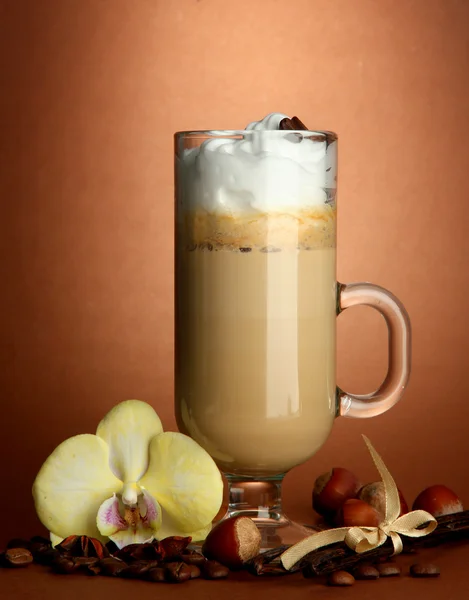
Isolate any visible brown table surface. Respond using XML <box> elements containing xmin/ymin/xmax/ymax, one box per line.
<box><xmin>2</xmin><ymin>541</ymin><xmax>469</xmax><ymax>600</ymax></box>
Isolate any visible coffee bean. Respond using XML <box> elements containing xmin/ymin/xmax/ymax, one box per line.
<box><xmin>125</xmin><ymin>560</ymin><xmax>160</xmax><ymax>578</ymax></box>
<box><xmin>159</xmin><ymin>536</ymin><xmax>192</xmax><ymax>561</ymax></box>
<box><xmin>165</xmin><ymin>561</ymin><xmax>192</xmax><ymax>583</ymax></box>
<box><xmin>61</xmin><ymin>556</ymin><xmax>101</xmax><ymax>575</ymax></box>
<box><xmin>32</xmin><ymin>547</ymin><xmax>58</xmax><ymax>566</ymax></box>
<box><xmin>30</xmin><ymin>536</ymin><xmax>51</xmax><ymax>546</ymax></box>
<box><xmin>119</xmin><ymin>560</ymin><xmax>152</xmax><ymax>579</ymax></box>
<box><xmin>188</xmin><ymin>564</ymin><xmax>201</xmax><ymax>579</ymax></box>
<box><xmin>354</xmin><ymin>564</ymin><xmax>380</xmax><ymax>580</ymax></box>
<box><xmin>7</xmin><ymin>539</ymin><xmax>31</xmax><ymax>550</ymax></box>
<box><xmin>239</xmin><ymin>247</ymin><xmax>252</xmax><ymax>253</ymax></box>
<box><xmin>86</xmin><ymin>564</ymin><xmax>101</xmax><ymax>576</ymax></box>
<box><xmin>327</xmin><ymin>570</ymin><xmax>355</xmax><ymax>586</ymax></box>
<box><xmin>410</xmin><ymin>563</ymin><xmax>440</xmax><ymax>578</ymax></box>
<box><xmin>147</xmin><ymin>567</ymin><xmax>167</xmax><ymax>582</ymax></box>
<box><xmin>5</xmin><ymin>548</ymin><xmax>33</xmax><ymax>568</ymax></box>
<box><xmin>74</xmin><ymin>556</ymin><xmax>99</xmax><ymax>567</ymax></box>
<box><xmin>105</xmin><ymin>540</ymin><xmax>119</xmax><ymax>555</ymax></box>
<box><xmin>284</xmin><ymin>132</ymin><xmax>303</xmax><ymax>144</ymax></box>
<box><xmin>199</xmin><ymin>243</ymin><xmax>213</xmax><ymax>252</ymax></box>
<box><xmin>99</xmin><ymin>557</ymin><xmax>127</xmax><ymax>577</ymax></box>
<box><xmin>30</xmin><ymin>541</ymin><xmax>50</xmax><ymax>556</ymax></box>
<box><xmin>377</xmin><ymin>563</ymin><xmax>401</xmax><ymax>577</ymax></box>
<box><xmin>182</xmin><ymin>550</ymin><xmax>206</xmax><ymax>567</ymax></box>
<box><xmin>116</xmin><ymin>542</ymin><xmax>162</xmax><ymax>563</ymax></box>
<box><xmin>53</xmin><ymin>556</ymin><xmax>79</xmax><ymax>574</ymax></box>
<box><xmin>202</xmin><ymin>560</ymin><xmax>230</xmax><ymax>580</ymax></box>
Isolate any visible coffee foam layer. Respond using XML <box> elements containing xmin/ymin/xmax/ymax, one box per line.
<box><xmin>177</xmin><ymin>113</ymin><xmax>337</xmax><ymax>216</ymax></box>
<box><xmin>180</xmin><ymin>206</ymin><xmax>336</xmax><ymax>251</ymax></box>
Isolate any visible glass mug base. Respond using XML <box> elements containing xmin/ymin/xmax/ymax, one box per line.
<box><xmin>219</xmin><ymin>475</ymin><xmax>318</xmax><ymax>551</ymax></box>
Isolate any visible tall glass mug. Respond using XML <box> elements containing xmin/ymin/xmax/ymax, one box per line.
<box><xmin>174</xmin><ymin>118</ymin><xmax>410</xmax><ymax>547</ymax></box>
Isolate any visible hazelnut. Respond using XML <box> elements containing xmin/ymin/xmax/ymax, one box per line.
<box><xmin>412</xmin><ymin>485</ymin><xmax>463</xmax><ymax>517</ymax></box>
<box><xmin>202</xmin><ymin>516</ymin><xmax>261</xmax><ymax>570</ymax></box>
<box><xmin>335</xmin><ymin>499</ymin><xmax>382</xmax><ymax>528</ymax></box>
<box><xmin>359</xmin><ymin>482</ymin><xmax>408</xmax><ymax>517</ymax></box>
<box><xmin>312</xmin><ymin>468</ymin><xmax>361</xmax><ymax>518</ymax></box>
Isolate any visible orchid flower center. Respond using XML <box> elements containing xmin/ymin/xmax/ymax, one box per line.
<box><xmin>121</xmin><ymin>481</ymin><xmax>141</xmax><ymax>507</ymax></box>
<box><xmin>123</xmin><ymin>505</ymin><xmax>141</xmax><ymax>528</ymax></box>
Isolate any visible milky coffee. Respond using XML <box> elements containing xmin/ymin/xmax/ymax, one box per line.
<box><xmin>175</xmin><ymin>208</ymin><xmax>337</xmax><ymax>476</ymax></box>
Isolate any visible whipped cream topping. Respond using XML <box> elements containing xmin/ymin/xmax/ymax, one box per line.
<box><xmin>177</xmin><ymin>113</ymin><xmax>336</xmax><ymax>214</ymax></box>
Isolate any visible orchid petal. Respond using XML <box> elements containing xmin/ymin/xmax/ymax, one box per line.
<box><xmin>50</xmin><ymin>533</ymin><xmax>63</xmax><ymax>548</ymax></box>
<box><xmin>155</xmin><ymin>507</ymin><xmax>212</xmax><ymax>542</ymax></box>
<box><xmin>96</xmin><ymin>400</ymin><xmax>163</xmax><ymax>491</ymax></box>
<box><xmin>139</xmin><ymin>432</ymin><xmax>223</xmax><ymax>532</ymax></box>
<box><xmin>33</xmin><ymin>434</ymin><xmax>121</xmax><ymax>539</ymax></box>
<box><xmin>97</xmin><ymin>490</ymin><xmax>162</xmax><ymax>549</ymax></box>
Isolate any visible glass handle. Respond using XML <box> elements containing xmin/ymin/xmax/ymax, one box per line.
<box><xmin>337</xmin><ymin>282</ymin><xmax>411</xmax><ymax>418</ymax></box>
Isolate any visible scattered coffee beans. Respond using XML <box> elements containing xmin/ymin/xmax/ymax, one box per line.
<box><xmin>4</xmin><ymin>532</ymin><xmax>447</xmax><ymax>589</ymax></box>
<box><xmin>53</xmin><ymin>556</ymin><xmax>79</xmax><ymax>574</ymax></box>
<box><xmin>119</xmin><ymin>560</ymin><xmax>152</xmax><ymax>579</ymax></box>
<box><xmin>86</xmin><ymin>563</ymin><xmax>101</xmax><ymax>576</ymax></box>
<box><xmin>146</xmin><ymin>567</ymin><xmax>167</xmax><ymax>582</ymax></box>
<box><xmin>327</xmin><ymin>570</ymin><xmax>355</xmax><ymax>586</ymax></box>
<box><xmin>74</xmin><ymin>556</ymin><xmax>99</xmax><ymax>568</ymax></box>
<box><xmin>377</xmin><ymin>563</ymin><xmax>401</xmax><ymax>577</ymax></box>
<box><xmin>165</xmin><ymin>561</ymin><xmax>192</xmax><ymax>583</ymax></box>
<box><xmin>4</xmin><ymin>548</ymin><xmax>33</xmax><ymax>568</ymax></box>
<box><xmin>188</xmin><ymin>564</ymin><xmax>201</xmax><ymax>579</ymax></box>
<box><xmin>181</xmin><ymin>550</ymin><xmax>206</xmax><ymax>566</ymax></box>
<box><xmin>202</xmin><ymin>560</ymin><xmax>230</xmax><ymax>579</ymax></box>
<box><xmin>99</xmin><ymin>557</ymin><xmax>127</xmax><ymax>577</ymax></box>
<box><xmin>159</xmin><ymin>536</ymin><xmax>192</xmax><ymax>560</ymax></box>
<box><xmin>410</xmin><ymin>563</ymin><xmax>440</xmax><ymax>578</ymax></box>
<box><xmin>354</xmin><ymin>564</ymin><xmax>380</xmax><ymax>580</ymax></box>
<box><xmin>0</xmin><ymin>534</ymin><xmax>230</xmax><ymax>585</ymax></box>
<box><xmin>32</xmin><ymin>547</ymin><xmax>58</xmax><ymax>566</ymax></box>
<box><xmin>30</xmin><ymin>536</ymin><xmax>50</xmax><ymax>545</ymax></box>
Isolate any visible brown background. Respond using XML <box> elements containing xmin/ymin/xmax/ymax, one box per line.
<box><xmin>1</xmin><ymin>0</ymin><xmax>468</xmax><ymax>579</ymax></box>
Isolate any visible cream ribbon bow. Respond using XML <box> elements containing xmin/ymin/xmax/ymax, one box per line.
<box><xmin>281</xmin><ymin>436</ymin><xmax>437</xmax><ymax>570</ymax></box>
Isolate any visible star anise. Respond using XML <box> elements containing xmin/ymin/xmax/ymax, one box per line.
<box><xmin>56</xmin><ymin>535</ymin><xmax>109</xmax><ymax>559</ymax></box>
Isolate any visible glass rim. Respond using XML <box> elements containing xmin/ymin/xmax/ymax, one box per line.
<box><xmin>174</xmin><ymin>129</ymin><xmax>338</xmax><ymax>142</ymax></box>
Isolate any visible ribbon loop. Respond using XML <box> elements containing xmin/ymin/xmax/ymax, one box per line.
<box><xmin>388</xmin><ymin>531</ymin><xmax>403</xmax><ymax>554</ymax></box>
<box><xmin>280</xmin><ymin>437</ymin><xmax>437</xmax><ymax>571</ymax></box>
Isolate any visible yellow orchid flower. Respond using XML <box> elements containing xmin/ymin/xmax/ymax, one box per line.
<box><xmin>32</xmin><ymin>400</ymin><xmax>223</xmax><ymax>548</ymax></box>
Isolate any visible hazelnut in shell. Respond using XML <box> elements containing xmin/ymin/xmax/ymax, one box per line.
<box><xmin>312</xmin><ymin>468</ymin><xmax>361</xmax><ymax>518</ymax></box>
<box><xmin>412</xmin><ymin>485</ymin><xmax>463</xmax><ymax>517</ymax></box>
<box><xmin>335</xmin><ymin>499</ymin><xmax>382</xmax><ymax>528</ymax></box>
<box><xmin>202</xmin><ymin>516</ymin><xmax>261</xmax><ymax>570</ymax></box>
<box><xmin>359</xmin><ymin>481</ymin><xmax>409</xmax><ymax>517</ymax></box>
